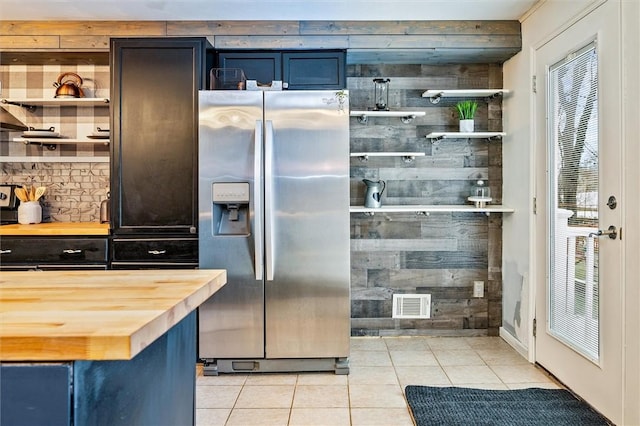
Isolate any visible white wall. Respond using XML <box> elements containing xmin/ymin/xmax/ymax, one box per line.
<box><xmin>503</xmin><ymin>0</ymin><xmax>640</xmax><ymax>422</ymax></box>
<box><xmin>621</xmin><ymin>1</ymin><xmax>640</xmax><ymax>423</ymax></box>
<box><xmin>502</xmin><ymin>0</ymin><xmax>606</xmax><ymax>359</ymax></box>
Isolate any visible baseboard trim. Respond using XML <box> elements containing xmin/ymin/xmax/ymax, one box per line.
<box><xmin>499</xmin><ymin>326</ymin><xmax>531</xmax><ymax>361</ymax></box>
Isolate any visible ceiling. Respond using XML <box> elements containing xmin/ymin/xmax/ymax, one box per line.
<box><xmin>0</xmin><ymin>0</ymin><xmax>539</xmax><ymax>21</ymax></box>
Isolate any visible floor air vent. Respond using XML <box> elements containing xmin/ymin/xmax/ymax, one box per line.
<box><xmin>392</xmin><ymin>294</ymin><xmax>431</xmax><ymax>319</ymax></box>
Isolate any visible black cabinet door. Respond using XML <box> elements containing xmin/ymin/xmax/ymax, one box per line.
<box><xmin>111</xmin><ymin>38</ymin><xmax>205</xmax><ymax>236</ymax></box>
<box><xmin>283</xmin><ymin>50</ymin><xmax>346</xmax><ymax>90</ymax></box>
<box><xmin>217</xmin><ymin>51</ymin><xmax>281</xmax><ymax>86</ymax></box>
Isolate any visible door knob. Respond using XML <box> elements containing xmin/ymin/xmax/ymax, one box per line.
<box><xmin>589</xmin><ymin>225</ymin><xmax>617</xmax><ymax>240</ymax></box>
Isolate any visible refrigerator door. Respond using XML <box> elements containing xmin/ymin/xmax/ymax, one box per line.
<box><xmin>198</xmin><ymin>90</ymin><xmax>265</xmax><ymax>359</ymax></box>
<box><xmin>263</xmin><ymin>90</ymin><xmax>351</xmax><ymax>359</ymax></box>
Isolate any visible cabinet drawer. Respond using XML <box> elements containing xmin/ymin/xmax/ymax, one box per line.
<box><xmin>111</xmin><ymin>238</ymin><xmax>198</xmax><ymax>263</ymax></box>
<box><xmin>0</xmin><ymin>237</ymin><xmax>108</xmax><ymax>265</ymax></box>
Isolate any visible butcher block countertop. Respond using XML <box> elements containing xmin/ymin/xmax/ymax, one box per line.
<box><xmin>0</xmin><ymin>222</ymin><xmax>110</xmax><ymax>236</ymax></box>
<box><xmin>0</xmin><ymin>269</ymin><xmax>227</xmax><ymax>361</ymax></box>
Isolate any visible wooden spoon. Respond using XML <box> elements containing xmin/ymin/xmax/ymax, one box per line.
<box><xmin>14</xmin><ymin>187</ymin><xmax>28</xmax><ymax>202</ymax></box>
<box><xmin>34</xmin><ymin>186</ymin><xmax>46</xmax><ymax>201</ymax></box>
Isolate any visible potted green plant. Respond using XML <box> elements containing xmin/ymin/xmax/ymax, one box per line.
<box><xmin>454</xmin><ymin>100</ymin><xmax>478</xmax><ymax>132</ymax></box>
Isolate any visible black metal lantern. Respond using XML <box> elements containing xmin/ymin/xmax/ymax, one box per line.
<box><xmin>373</xmin><ymin>78</ymin><xmax>390</xmax><ymax>111</ymax></box>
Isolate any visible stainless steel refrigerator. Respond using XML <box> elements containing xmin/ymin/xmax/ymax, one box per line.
<box><xmin>198</xmin><ymin>89</ymin><xmax>350</xmax><ymax>375</ymax></box>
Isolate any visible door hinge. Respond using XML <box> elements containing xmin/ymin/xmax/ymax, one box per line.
<box><xmin>533</xmin><ymin>318</ymin><xmax>537</xmax><ymax>337</ymax></box>
<box><xmin>533</xmin><ymin>197</ymin><xmax>537</xmax><ymax>214</ymax></box>
<box><xmin>532</xmin><ymin>75</ymin><xmax>537</xmax><ymax>94</ymax></box>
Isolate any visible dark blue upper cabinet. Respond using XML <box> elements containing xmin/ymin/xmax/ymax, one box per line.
<box><xmin>282</xmin><ymin>51</ymin><xmax>346</xmax><ymax>90</ymax></box>
<box><xmin>216</xmin><ymin>50</ymin><xmax>346</xmax><ymax>90</ymax></box>
<box><xmin>217</xmin><ymin>51</ymin><xmax>282</xmax><ymax>86</ymax></box>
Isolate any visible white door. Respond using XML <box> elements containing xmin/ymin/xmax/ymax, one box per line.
<box><xmin>534</xmin><ymin>1</ymin><xmax>623</xmax><ymax>423</ymax></box>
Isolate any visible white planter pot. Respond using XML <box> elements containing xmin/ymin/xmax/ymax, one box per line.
<box><xmin>459</xmin><ymin>119</ymin><xmax>474</xmax><ymax>133</ymax></box>
<box><xmin>18</xmin><ymin>201</ymin><xmax>42</xmax><ymax>224</ymax></box>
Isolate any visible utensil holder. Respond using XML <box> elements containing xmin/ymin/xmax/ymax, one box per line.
<box><xmin>18</xmin><ymin>201</ymin><xmax>42</xmax><ymax>224</ymax></box>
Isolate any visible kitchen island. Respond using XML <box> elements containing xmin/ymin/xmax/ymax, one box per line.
<box><xmin>0</xmin><ymin>269</ymin><xmax>226</xmax><ymax>426</ymax></box>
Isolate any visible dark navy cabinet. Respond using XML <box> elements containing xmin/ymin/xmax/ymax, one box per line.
<box><xmin>282</xmin><ymin>51</ymin><xmax>346</xmax><ymax>90</ymax></box>
<box><xmin>0</xmin><ymin>312</ymin><xmax>197</xmax><ymax>426</ymax></box>
<box><xmin>110</xmin><ymin>37</ymin><xmax>205</xmax><ymax>267</ymax></box>
<box><xmin>0</xmin><ymin>236</ymin><xmax>108</xmax><ymax>270</ymax></box>
<box><xmin>111</xmin><ymin>37</ymin><xmax>205</xmax><ymax>237</ymax></box>
<box><xmin>216</xmin><ymin>49</ymin><xmax>346</xmax><ymax>90</ymax></box>
<box><xmin>217</xmin><ymin>51</ymin><xmax>282</xmax><ymax>86</ymax></box>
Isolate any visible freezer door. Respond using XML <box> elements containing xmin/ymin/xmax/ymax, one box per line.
<box><xmin>198</xmin><ymin>90</ymin><xmax>265</xmax><ymax>359</ymax></box>
<box><xmin>264</xmin><ymin>90</ymin><xmax>351</xmax><ymax>359</ymax></box>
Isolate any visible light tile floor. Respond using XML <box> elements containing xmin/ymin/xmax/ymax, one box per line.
<box><xmin>196</xmin><ymin>336</ymin><xmax>561</xmax><ymax>426</ymax></box>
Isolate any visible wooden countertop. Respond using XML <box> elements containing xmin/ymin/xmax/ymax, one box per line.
<box><xmin>0</xmin><ymin>269</ymin><xmax>227</xmax><ymax>361</ymax></box>
<box><xmin>0</xmin><ymin>222</ymin><xmax>110</xmax><ymax>236</ymax></box>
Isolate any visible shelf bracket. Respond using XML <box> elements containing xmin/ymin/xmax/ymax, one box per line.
<box><xmin>484</xmin><ymin>92</ymin><xmax>504</xmax><ymax>102</ymax></box>
<box><xmin>428</xmin><ymin>93</ymin><xmax>444</xmax><ymax>104</ymax></box>
<box><xmin>400</xmin><ymin>115</ymin><xmax>417</xmax><ymax>124</ymax></box>
<box><xmin>357</xmin><ymin>115</ymin><xmax>368</xmax><ymax>124</ymax></box>
<box><xmin>488</xmin><ymin>134</ymin><xmax>503</xmax><ymax>141</ymax></box>
<box><xmin>357</xmin><ymin>155</ymin><xmax>369</xmax><ymax>162</ymax></box>
<box><xmin>20</xmin><ymin>140</ymin><xmax>58</xmax><ymax>150</ymax></box>
<box><xmin>401</xmin><ymin>155</ymin><xmax>415</xmax><ymax>163</ymax></box>
<box><xmin>1</xmin><ymin>99</ymin><xmax>37</xmax><ymax>112</ymax></box>
<box><xmin>429</xmin><ymin>136</ymin><xmax>445</xmax><ymax>142</ymax></box>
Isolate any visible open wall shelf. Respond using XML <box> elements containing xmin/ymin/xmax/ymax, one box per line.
<box><xmin>421</xmin><ymin>89</ymin><xmax>510</xmax><ymax>104</ymax></box>
<box><xmin>350</xmin><ymin>204</ymin><xmax>515</xmax><ymax>215</ymax></box>
<box><xmin>350</xmin><ymin>152</ymin><xmax>425</xmax><ymax>162</ymax></box>
<box><xmin>2</xmin><ymin>97</ymin><xmax>110</xmax><ymax>111</ymax></box>
<box><xmin>426</xmin><ymin>132</ymin><xmax>506</xmax><ymax>141</ymax></box>
<box><xmin>350</xmin><ymin>110</ymin><xmax>425</xmax><ymax>124</ymax></box>
<box><xmin>13</xmin><ymin>137</ymin><xmax>109</xmax><ymax>147</ymax></box>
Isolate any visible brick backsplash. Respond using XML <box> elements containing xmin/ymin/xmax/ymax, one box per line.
<box><xmin>1</xmin><ymin>162</ymin><xmax>109</xmax><ymax>222</ymax></box>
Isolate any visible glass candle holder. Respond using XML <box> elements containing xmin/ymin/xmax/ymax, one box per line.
<box><xmin>373</xmin><ymin>78</ymin><xmax>390</xmax><ymax>111</ymax></box>
<box><xmin>471</xmin><ymin>180</ymin><xmax>491</xmax><ymax>199</ymax></box>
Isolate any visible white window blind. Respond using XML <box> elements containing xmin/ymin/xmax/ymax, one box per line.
<box><xmin>548</xmin><ymin>41</ymin><xmax>600</xmax><ymax>362</ymax></box>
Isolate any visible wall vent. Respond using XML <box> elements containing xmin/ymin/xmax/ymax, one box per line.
<box><xmin>392</xmin><ymin>294</ymin><xmax>431</xmax><ymax>319</ymax></box>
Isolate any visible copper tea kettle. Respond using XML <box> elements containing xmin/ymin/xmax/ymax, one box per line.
<box><xmin>53</xmin><ymin>72</ymin><xmax>85</xmax><ymax>98</ymax></box>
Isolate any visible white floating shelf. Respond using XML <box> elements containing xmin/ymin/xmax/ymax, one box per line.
<box><xmin>426</xmin><ymin>132</ymin><xmax>506</xmax><ymax>141</ymax></box>
<box><xmin>350</xmin><ymin>110</ymin><xmax>425</xmax><ymax>124</ymax></box>
<box><xmin>350</xmin><ymin>205</ymin><xmax>515</xmax><ymax>215</ymax></box>
<box><xmin>421</xmin><ymin>89</ymin><xmax>510</xmax><ymax>104</ymax></box>
<box><xmin>2</xmin><ymin>98</ymin><xmax>110</xmax><ymax>109</ymax></box>
<box><xmin>14</xmin><ymin>137</ymin><xmax>109</xmax><ymax>145</ymax></box>
<box><xmin>0</xmin><ymin>156</ymin><xmax>109</xmax><ymax>163</ymax></box>
<box><xmin>350</xmin><ymin>152</ymin><xmax>425</xmax><ymax>158</ymax></box>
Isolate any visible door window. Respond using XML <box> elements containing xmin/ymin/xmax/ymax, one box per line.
<box><xmin>547</xmin><ymin>42</ymin><xmax>599</xmax><ymax>361</ymax></box>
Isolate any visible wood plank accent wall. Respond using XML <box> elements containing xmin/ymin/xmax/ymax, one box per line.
<box><xmin>1</xmin><ymin>20</ymin><xmax>512</xmax><ymax>336</ymax></box>
<box><xmin>0</xmin><ymin>20</ymin><xmax>521</xmax><ymax>64</ymax></box>
<box><xmin>348</xmin><ymin>63</ymin><xmax>504</xmax><ymax>336</ymax></box>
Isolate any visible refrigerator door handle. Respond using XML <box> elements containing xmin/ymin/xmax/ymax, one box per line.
<box><xmin>265</xmin><ymin>120</ymin><xmax>275</xmax><ymax>281</ymax></box>
<box><xmin>254</xmin><ymin>120</ymin><xmax>264</xmax><ymax>280</ymax></box>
